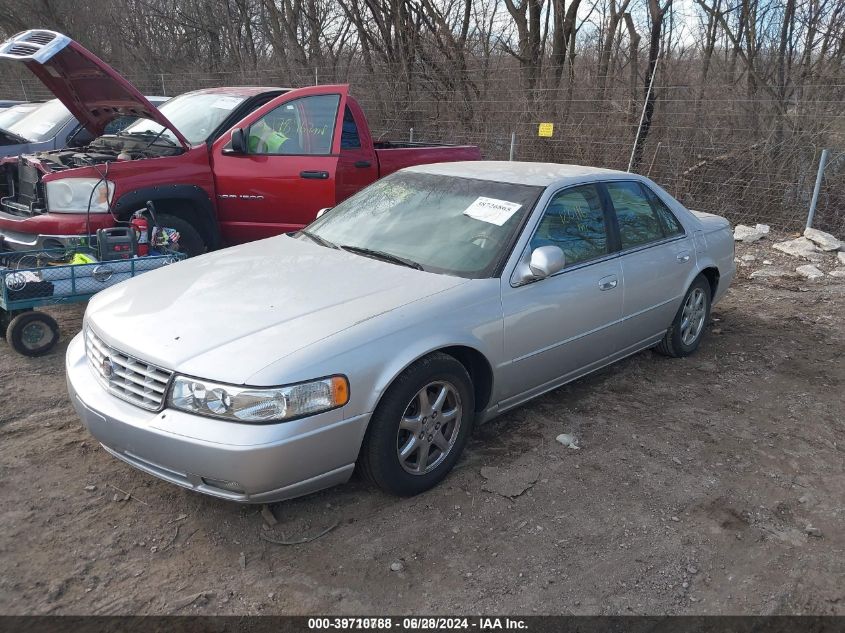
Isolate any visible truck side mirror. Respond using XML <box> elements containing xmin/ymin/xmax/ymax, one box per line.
<box><xmin>228</xmin><ymin>127</ymin><xmax>248</xmax><ymax>154</ymax></box>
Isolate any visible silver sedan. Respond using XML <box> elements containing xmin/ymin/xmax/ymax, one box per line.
<box><xmin>66</xmin><ymin>161</ymin><xmax>735</xmax><ymax>503</ymax></box>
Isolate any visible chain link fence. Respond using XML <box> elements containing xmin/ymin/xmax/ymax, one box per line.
<box><xmin>2</xmin><ymin>63</ymin><xmax>843</xmax><ymax>235</ymax></box>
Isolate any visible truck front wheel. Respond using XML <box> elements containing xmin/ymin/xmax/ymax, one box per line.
<box><xmin>156</xmin><ymin>214</ymin><xmax>207</xmax><ymax>258</ymax></box>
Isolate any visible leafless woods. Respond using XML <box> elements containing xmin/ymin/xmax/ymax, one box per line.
<box><xmin>0</xmin><ymin>0</ymin><xmax>842</xmax><ymax>229</ymax></box>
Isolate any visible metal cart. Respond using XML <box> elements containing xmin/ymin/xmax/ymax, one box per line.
<box><xmin>1</xmin><ymin>249</ymin><xmax>184</xmax><ymax>356</ymax></box>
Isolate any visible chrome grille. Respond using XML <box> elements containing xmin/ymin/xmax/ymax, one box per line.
<box><xmin>85</xmin><ymin>327</ymin><xmax>172</xmax><ymax>411</ymax></box>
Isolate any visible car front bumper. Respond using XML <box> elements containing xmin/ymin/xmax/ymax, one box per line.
<box><xmin>65</xmin><ymin>333</ymin><xmax>370</xmax><ymax>503</ymax></box>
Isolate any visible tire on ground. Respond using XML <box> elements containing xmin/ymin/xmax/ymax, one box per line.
<box><xmin>655</xmin><ymin>274</ymin><xmax>712</xmax><ymax>358</ymax></box>
<box><xmin>7</xmin><ymin>311</ymin><xmax>60</xmax><ymax>356</ymax></box>
<box><xmin>358</xmin><ymin>352</ymin><xmax>475</xmax><ymax>496</ymax></box>
<box><xmin>156</xmin><ymin>213</ymin><xmax>208</xmax><ymax>257</ymax></box>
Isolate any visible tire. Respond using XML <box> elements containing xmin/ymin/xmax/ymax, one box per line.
<box><xmin>156</xmin><ymin>213</ymin><xmax>207</xmax><ymax>258</ymax></box>
<box><xmin>655</xmin><ymin>275</ymin><xmax>711</xmax><ymax>358</ymax></box>
<box><xmin>7</xmin><ymin>311</ymin><xmax>60</xmax><ymax>357</ymax></box>
<box><xmin>358</xmin><ymin>352</ymin><xmax>475</xmax><ymax>496</ymax></box>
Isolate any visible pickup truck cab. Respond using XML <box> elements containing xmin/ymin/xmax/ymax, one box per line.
<box><xmin>0</xmin><ymin>30</ymin><xmax>481</xmax><ymax>255</ymax></box>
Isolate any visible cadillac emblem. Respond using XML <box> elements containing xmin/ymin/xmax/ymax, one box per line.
<box><xmin>101</xmin><ymin>357</ymin><xmax>115</xmax><ymax>380</ymax></box>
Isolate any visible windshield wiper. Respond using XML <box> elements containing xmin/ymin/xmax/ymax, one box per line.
<box><xmin>339</xmin><ymin>245</ymin><xmax>424</xmax><ymax>271</ymax></box>
<box><xmin>299</xmin><ymin>230</ymin><xmax>338</xmax><ymax>249</ymax></box>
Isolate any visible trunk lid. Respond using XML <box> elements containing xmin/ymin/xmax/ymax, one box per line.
<box><xmin>0</xmin><ymin>30</ymin><xmax>188</xmax><ymax>147</ymax></box>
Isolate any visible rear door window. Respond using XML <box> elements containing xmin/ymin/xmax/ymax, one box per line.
<box><xmin>340</xmin><ymin>106</ymin><xmax>361</xmax><ymax>149</ymax></box>
<box><xmin>606</xmin><ymin>181</ymin><xmax>665</xmax><ymax>249</ymax></box>
<box><xmin>642</xmin><ymin>185</ymin><xmax>684</xmax><ymax>236</ymax></box>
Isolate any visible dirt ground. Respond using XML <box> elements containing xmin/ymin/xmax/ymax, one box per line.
<box><xmin>1</xmin><ymin>236</ymin><xmax>843</xmax><ymax>616</ymax></box>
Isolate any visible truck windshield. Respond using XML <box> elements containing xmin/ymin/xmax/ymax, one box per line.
<box><xmin>303</xmin><ymin>171</ymin><xmax>544</xmax><ymax>279</ymax></box>
<box><xmin>122</xmin><ymin>92</ymin><xmax>245</xmax><ymax>145</ymax></box>
<box><xmin>5</xmin><ymin>99</ymin><xmax>71</xmax><ymax>142</ymax></box>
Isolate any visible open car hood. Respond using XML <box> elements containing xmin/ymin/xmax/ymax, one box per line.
<box><xmin>0</xmin><ymin>30</ymin><xmax>188</xmax><ymax>147</ymax></box>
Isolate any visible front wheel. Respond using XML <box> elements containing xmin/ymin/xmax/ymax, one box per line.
<box><xmin>655</xmin><ymin>275</ymin><xmax>711</xmax><ymax>358</ymax></box>
<box><xmin>358</xmin><ymin>353</ymin><xmax>475</xmax><ymax>496</ymax></box>
<box><xmin>156</xmin><ymin>213</ymin><xmax>207</xmax><ymax>258</ymax></box>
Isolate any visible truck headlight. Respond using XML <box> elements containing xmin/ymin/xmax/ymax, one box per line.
<box><xmin>167</xmin><ymin>375</ymin><xmax>350</xmax><ymax>423</ymax></box>
<box><xmin>45</xmin><ymin>178</ymin><xmax>114</xmax><ymax>213</ymax></box>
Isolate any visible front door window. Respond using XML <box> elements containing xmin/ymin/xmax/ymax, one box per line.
<box><xmin>248</xmin><ymin>94</ymin><xmax>340</xmax><ymax>155</ymax></box>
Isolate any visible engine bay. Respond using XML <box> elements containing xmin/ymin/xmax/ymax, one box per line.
<box><xmin>0</xmin><ymin>133</ymin><xmax>183</xmax><ymax>216</ymax></box>
<box><xmin>32</xmin><ymin>133</ymin><xmax>184</xmax><ymax>172</ymax></box>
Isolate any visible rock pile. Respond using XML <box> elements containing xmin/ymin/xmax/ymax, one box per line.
<box><xmin>735</xmin><ymin>225</ymin><xmax>845</xmax><ymax>280</ymax></box>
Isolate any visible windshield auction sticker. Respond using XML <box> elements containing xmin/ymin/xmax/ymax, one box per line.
<box><xmin>463</xmin><ymin>197</ymin><xmax>522</xmax><ymax>226</ymax></box>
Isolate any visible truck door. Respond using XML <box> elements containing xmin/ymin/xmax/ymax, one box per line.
<box><xmin>335</xmin><ymin>98</ymin><xmax>378</xmax><ymax>203</ymax></box>
<box><xmin>210</xmin><ymin>85</ymin><xmax>349</xmax><ymax>245</ymax></box>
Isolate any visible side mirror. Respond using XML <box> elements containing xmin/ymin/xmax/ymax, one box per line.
<box><xmin>228</xmin><ymin>127</ymin><xmax>247</xmax><ymax>154</ymax></box>
<box><xmin>513</xmin><ymin>245</ymin><xmax>566</xmax><ymax>285</ymax></box>
<box><xmin>529</xmin><ymin>245</ymin><xmax>566</xmax><ymax>277</ymax></box>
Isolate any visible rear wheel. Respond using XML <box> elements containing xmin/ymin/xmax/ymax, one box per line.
<box><xmin>655</xmin><ymin>275</ymin><xmax>711</xmax><ymax>358</ymax></box>
<box><xmin>7</xmin><ymin>311</ymin><xmax>59</xmax><ymax>356</ymax></box>
<box><xmin>358</xmin><ymin>353</ymin><xmax>475</xmax><ymax>496</ymax></box>
<box><xmin>156</xmin><ymin>213</ymin><xmax>207</xmax><ymax>257</ymax></box>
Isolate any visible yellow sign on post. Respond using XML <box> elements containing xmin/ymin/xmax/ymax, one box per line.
<box><xmin>538</xmin><ymin>122</ymin><xmax>554</xmax><ymax>138</ymax></box>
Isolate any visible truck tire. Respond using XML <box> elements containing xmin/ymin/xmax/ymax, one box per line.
<box><xmin>156</xmin><ymin>213</ymin><xmax>207</xmax><ymax>257</ymax></box>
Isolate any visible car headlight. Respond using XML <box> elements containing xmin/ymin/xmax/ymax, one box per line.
<box><xmin>45</xmin><ymin>178</ymin><xmax>115</xmax><ymax>213</ymax></box>
<box><xmin>167</xmin><ymin>375</ymin><xmax>350</xmax><ymax>423</ymax></box>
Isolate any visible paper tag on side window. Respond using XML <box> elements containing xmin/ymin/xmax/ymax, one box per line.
<box><xmin>463</xmin><ymin>197</ymin><xmax>522</xmax><ymax>226</ymax></box>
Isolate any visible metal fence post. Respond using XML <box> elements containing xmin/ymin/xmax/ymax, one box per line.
<box><xmin>509</xmin><ymin>131</ymin><xmax>516</xmax><ymax>161</ymax></box>
<box><xmin>806</xmin><ymin>148</ymin><xmax>828</xmax><ymax>229</ymax></box>
<box><xmin>160</xmin><ymin>73</ymin><xmax>166</xmax><ymax>96</ymax></box>
<box><xmin>409</xmin><ymin>128</ymin><xmax>414</xmax><ymax>143</ymax></box>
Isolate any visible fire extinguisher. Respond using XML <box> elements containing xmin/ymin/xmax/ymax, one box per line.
<box><xmin>130</xmin><ymin>211</ymin><xmax>149</xmax><ymax>256</ymax></box>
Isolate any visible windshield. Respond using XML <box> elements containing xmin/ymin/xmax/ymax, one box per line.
<box><xmin>303</xmin><ymin>171</ymin><xmax>544</xmax><ymax>278</ymax></box>
<box><xmin>0</xmin><ymin>104</ymin><xmax>40</xmax><ymax>131</ymax></box>
<box><xmin>122</xmin><ymin>92</ymin><xmax>245</xmax><ymax>144</ymax></box>
<box><xmin>6</xmin><ymin>99</ymin><xmax>71</xmax><ymax>142</ymax></box>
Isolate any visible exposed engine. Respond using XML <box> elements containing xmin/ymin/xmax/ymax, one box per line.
<box><xmin>0</xmin><ymin>133</ymin><xmax>183</xmax><ymax>216</ymax></box>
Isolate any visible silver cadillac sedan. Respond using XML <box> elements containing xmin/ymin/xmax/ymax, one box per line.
<box><xmin>66</xmin><ymin>161</ymin><xmax>735</xmax><ymax>503</ymax></box>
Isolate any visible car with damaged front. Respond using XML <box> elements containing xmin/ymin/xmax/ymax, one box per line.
<box><xmin>66</xmin><ymin>161</ymin><xmax>735</xmax><ymax>503</ymax></box>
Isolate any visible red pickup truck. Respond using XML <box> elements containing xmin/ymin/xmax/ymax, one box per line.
<box><xmin>0</xmin><ymin>30</ymin><xmax>481</xmax><ymax>255</ymax></box>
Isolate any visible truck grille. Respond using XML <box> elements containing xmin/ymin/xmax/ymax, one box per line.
<box><xmin>18</xmin><ymin>159</ymin><xmax>39</xmax><ymax>206</ymax></box>
<box><xmin>84</xmin><ymin>327</ymin><xmax>173</xmax><ymax>411</ymax></box>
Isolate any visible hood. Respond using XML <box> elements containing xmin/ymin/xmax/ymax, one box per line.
<box><xmin>87</xmin><ymin>235</ymin><xmax>468</xmax><ymax>384</ymax></box>
<box><xmin>0</xmin><ymin>30</ymin><xmax>187</xmax><ymax>147</ymax></box>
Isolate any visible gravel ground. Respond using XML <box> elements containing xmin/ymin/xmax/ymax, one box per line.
<box><xmin>1</xmin><ymin>234</ymin><xmax>843</xmax><ymax>615</ymax></box>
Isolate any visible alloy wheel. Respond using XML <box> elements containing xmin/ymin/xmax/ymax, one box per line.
<box><xmin>396</xmin><ymin>380</ymin><xmax>462</xmax><ymax>475</ymax></box>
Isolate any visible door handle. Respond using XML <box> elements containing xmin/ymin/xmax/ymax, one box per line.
<box><xmin>677</xmin><ymin>252</ymin><xmax>691</xmax><ymax>263</ymax></box>
<box><xmin>300</xmin><ymin>170</ymin><xmax>330</xmax><ymax>179</ymax></box>
<box><xmin>354</xmin><ymin>160</ymin><xmax>372</xmax><ymax>168</ymax></box>
<box><xmin>598</xmin><ymin>276</ymin><xmax>618</xmax><ymax>291</ymax></box>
